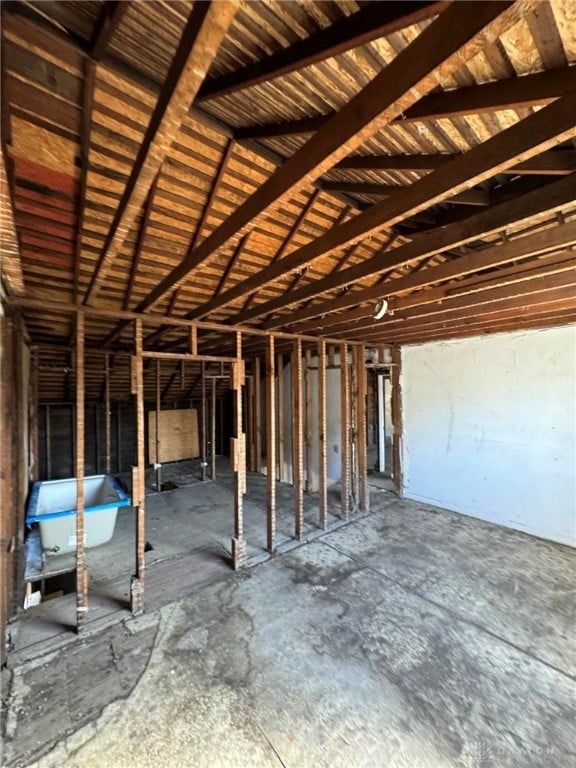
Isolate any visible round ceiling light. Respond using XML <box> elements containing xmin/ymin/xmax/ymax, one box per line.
<box><xmin>373</xmin><ymin>298</ymin><xmax>388</xmax><ymax>320</ymax></box>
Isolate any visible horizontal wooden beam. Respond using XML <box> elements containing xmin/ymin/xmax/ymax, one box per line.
<box><xmin>224</xmin><ymin>97</ymin><xmax>576</xmax><ymax>327</ymax></box>
<box><xmin>198</xmin><ymin>1</ymin><xmax>446</xmax><ymax>101</ymax></box>
<box><xmin>307</xmin><ymin>252</ymin><xmax>576</xmax><ymax>335</ymax></box>
<box><xmin>355</xmin><ymin>306</ymin><xmax>576</xmax><ymax>347</ymax></box>
<box><xmin>135</xmin><ymin>1</ymin><xmax>525</xmax><ymax>314</ymax></box>
<box><xmin>290</xmin><ymin>220</ymin><xmax>576</xmax><ymax>333</ymax></box>
<box><xmin>321</xmin><ymin>181</ymin><xmax>490</xmax><ymax>206</ymax></box>
<box><xmin>259</xmin><ymin>174</ymin><xmax>576</xmax><ymax>330</ymax></box>
<box><xmin>6</xmin><ymin>297</ymin><xmax>365</xmax><ymax>347</ymax></box>
<box><xmin>234</xmin><ymin>65</ymin><xmax>576</xmax><ymax>139</ymax></box>
<box><xmin>336</xmin><ymin>274</ymin><xmax>576</xmax><ymax>339</ymax></box>
<box><xmin>334</xmin><ymin>149</ymin><xmax>576</xmax><ymax>175</ymax></box>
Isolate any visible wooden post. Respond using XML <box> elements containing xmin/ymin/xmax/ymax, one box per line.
<box><xmin>355</xmin><ymin>345</ymin><xmax>368</xmax><ymax>513</ymax></box>
<box><xmin>305</xmin><ymin>348</ymin><xmax>313</xmax><ymax>493</ymax></box>
<box><xmin>201</xmin><ymin>361</ymin><xmax>207</xmax><ymax>481</ymax></box>
<box><xmin>277</xmin><ymin>353</ymin><xmax>284</xmax><ymax>482</ymax></box>
<box><xmin>246</xmin><ymin>367</ymin><xmax>255</xmax><ymax>471</ymax></box>
<box><xmin>116</xmin><ymin>401</ymin><xmax>122</xmax><ymax>473</ymax></box>
<box><xmin>231</xmin><ymin>331</ymin><xmax>246</xmax><ymax>568</ymax></box>
<box><xmin>391</xmin><ymin>345</ymin><xmax>403</xmax><ymax>495</ymax></box>
<box><xmin>211</xmin><ymin>377</ymin><xmax>217</xmax><ymax>480</ymax></box>
<box><xmin>350</xmin><ymin>345</ymin><xmax>359</xmax><ymax>509</ymax></box>
<box><xmin>131</xmin><ymin>319</ymin><xmax>145</xmax><ymax>613</ymax></box>
<box><xmin>340</xmin><ymin>343</ymin><xmax>351</xmax><ymax>520</ymax></box>
<box><xmin>254</xmin><ymin>356</ymin><xmax>262</xmax><ymax>473</ymax></box>
<box><xmin>292</xmin><ymin>339</ymin><xmax>304</xmax><ymax>539</ymax></box>
<box><xmin>29</xmin><ymin>349</ymin><xmax>39</xmax><ymax>481</ymax></box>
<box><xmin>318</xmin><ymin>339</ymin><xmax>328</xmax><ymax>530</ymax></box>
<box><xmin>155</xmin><ymin>359</ymin><xmax>161</xmax><ymax>490</ymax></box>
<box><xmin>190</xmin><ymin>325</ymin><xmax>197</xmax><ymax>356</ymax></box>
<box><xmin>45</xmin><ymin>405</ymin><xmax>52</xmax><ymax>479</ymax></box>
<box><xmin>75</xmin><ymin>311</ymin><xmax>88</xmax><ymax>632</ymax></box>
<box><xmin>266</xmin><ymin>335</ymin><xmax>276</xmax><ymax>553</ymax></box>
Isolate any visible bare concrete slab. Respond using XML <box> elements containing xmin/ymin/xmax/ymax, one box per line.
<box><xmin>3</xmin><ymin>490</ymin><xmax>575</xmax><ymax>768</ymax></box>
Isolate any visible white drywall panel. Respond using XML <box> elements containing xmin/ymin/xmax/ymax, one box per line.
<box><xmin>401</xmin><ymin>325</ymin><xmax>576</xmax><ymax>546</ymax></box>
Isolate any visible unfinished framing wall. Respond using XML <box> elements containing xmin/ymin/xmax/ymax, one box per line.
<box><xmin>0</xmin><ymin>313</ymin><xmax>30</xmax><ymax>662</ymax></box>
<box><xmin>401</xmin><ymin>325</ymin><xmax>576</xmax><ymax>547</ymax></box>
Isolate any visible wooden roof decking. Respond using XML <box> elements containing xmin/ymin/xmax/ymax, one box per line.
<box><xmin>1</xmin><ymin>0</ymin><xmax>575</xmax><ymax>400</ymax></box>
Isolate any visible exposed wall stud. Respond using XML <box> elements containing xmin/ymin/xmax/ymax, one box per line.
<box><xmin>318</xmin><ymin>339</ymin><xmax>328</xmax><ymax>529</ymax></box>
<box><xmin>292</xmin><ymin>339</ymin><xmax>304</xmax><ymax>539</ymax></box>
<box><xmin>231</xmin><ymin>331</ymin><xmax>246</xmax><ymax>568</ymax></box>
<box><xmin>340</xmin><ymin>342</ymin><xmax>351</xmax><ymax>520</ymax></box>
<box><xmin>254</xmin><ymin>356</ymin><xmax>262</xmax><ymax>473</ymax></box>
<box><xmin>266</xmin><ymin>335</ymin><xmax>276</xmax><ymax>553</ymax></box>
<box><xmin>305</xmin><ymin>348</ymin><xmax>313</xmax><ymax>493</ymax></box>
<box><xmin>75</xmin><ymin>311</ymin><xmax>88</xmax><ymax>632</ymax></box>
<box><xmin>355</xmin><ymin>345</ymin><xmax>369</xmax><ymax>513</ymax></box>
<box><xmin>131</xmin><ymin>319</ymin><xmax>146</xmax><ymax>613</ymax></box>
<box><xmin>277</xmin><ymin>353</ymin><xmax>284</xmax><ymax>482</ymax></box>
<box><xmin>105</xmin><ymin>354</ymin><xmax>111</xmax><ymax>474</ymax></box>
<box><xmin>391</xmin><ymin>345</ymin><xmax>403</xmax><ymax>495</ymax></box>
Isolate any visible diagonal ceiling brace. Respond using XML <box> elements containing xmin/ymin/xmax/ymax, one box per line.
<box><xmin>84</xmin><ymin>0</ymin><xmax>239</xmax><ymax>305</ymax></box>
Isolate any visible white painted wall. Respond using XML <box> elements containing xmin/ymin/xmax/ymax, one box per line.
<box><xmin>401</xmin><ymin>325</ymin><xmax>576</xmax><ymax>547</ymax></box>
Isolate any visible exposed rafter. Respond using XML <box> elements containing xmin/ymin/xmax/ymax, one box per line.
<box><xmin>202</xmin><ymin>93</ymin><xmax>576</xmax><ymax>325</ymax></box>
<box><xmin>256</xmin><ymin>173</ymin><xmax>576</xmax><ymax>329</ymax></box>
<box><xmin>135</xmin><ymin>0</ymin><xmax>528</xmax><ymax>314</ymax></box>
<box><xmin>197</xmin><ymin>1</ymin><xmax>446</xmax><ymax>101</ymax></box>
<box><xmin>84</xmin><ymin>0</ymin><xmax>239</xmax><ymax>304</ymax></box>
<box><xmin>321</xmin><ymin>182</ymin><xmax>490</xmax><ymax>206</ymax></box>
<box><xmin>234</xmin><ymin>65</ymin><xmax>576</xmax><ymax>140</ymax></box>
<box><xmin>334</xmin><ymin>149</ymin><xmax>576</xmax><ymax>175</ymax></box>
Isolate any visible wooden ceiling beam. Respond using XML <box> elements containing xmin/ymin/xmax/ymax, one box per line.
<box><xmin>334</xmin><ymin>149</ymin><xmax>576</xmax><ymax>175</ymax></box>
<box><xmin>258</xmin><ymin>173</ymin><xmax>576</xmax><ymax>329</ymax></box>
<box><xmin>198</xmin><ymin>2</ymin><xmax>446</xmax><ymax>101</ymax></box>
<box><xmin>289</xmin><ymin>220</ymin><xmax>576</xmax><ymax>333</ymax></box>
<box><xmin>223</xmin><ymin>96</ymin><xmax>576</xmax><ymax>327</ymax></box>
<box><xmin>83</xmin><ymin>0</ymin><xmax>239</xmax><ymax>305</ymax></box>
<box><xmin>235</xmin><ymin>64</ymin><xmax>576</xmax><ymax>140</ymax></box>
<box><xmin>136</xmin><ymin>1</ymin><xmax>527</xmax><ymax>315</ymax></box>
<box><xmin>354</xmin><ymin>306</ymin><xmax>576</xmax><ymax>346</ymax></box>
<box><xmin>332</xmin><ymin>274</ymin><xmax>576</xmax><ymax>339</ymax></box>
<box><xmin>90</xmin><ymin>1</ymin><xmax>129</xmax><ymax>62</ymax></box>
<box><xmin>321</xmin><ymin>182</ymin><xmax>490</xmax><ymax>206</ymax></box>
<box><xmin>0</xmin><ymin>152</ymin><xmax>25</xmax><ymax>295</ymax></box>
<box><xmin>306</xmin><ymin>251</ymin><xmax>576</xmax><ymax>336</ymax></box>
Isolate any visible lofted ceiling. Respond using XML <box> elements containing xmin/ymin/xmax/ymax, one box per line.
<box><xmin>1</xmin><ymin>0</ymin><xmax>575</xmax><ymax>402</ymax></box>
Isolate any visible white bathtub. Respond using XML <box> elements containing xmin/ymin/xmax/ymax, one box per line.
<box><xmin>26</xmin><ymin>475</ymin><xmax>131</xmax><ymax>556</ymax></box>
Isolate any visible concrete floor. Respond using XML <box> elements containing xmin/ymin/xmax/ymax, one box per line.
<box><xmin>3</xmin><ymin>487</ymin><xmax>574</xmax><ymax>768</ymax></box>
<box><xmin>11</xmin><ymin>460</ymin><xmax>343</xmax><ymax>652</ymax></box>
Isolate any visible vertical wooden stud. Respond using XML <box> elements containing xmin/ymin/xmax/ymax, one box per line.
<box><xmin>318</xmin><ymin>339</ymin><xmax>328</xmax><ymax>530</ymax></box>
<box><xmin>190</xmin><ymin>325</ymin><xmax>197</xmax><ymax>356</ymax></box>
<box><xmin>45</xmin><ymin>405</ymin><xmax>52</xmax><ymax>479</ymax></box>
<box><xmin>355</xmin><ymin>345</ymin><xmax>368</xmax><ymax>513</ymax></box>
<box><xmin>211</xmin><ymin>377</ymin><xmax>217</xmax><ymax>480</ymax></box>
<box><xmin>277</xmin><ymin>353</ymin><xmax>284</xmax><ymax>483</ymax></box>
<box><xmin>266</xmin><ymin>335</ymin><xmax>276</xmax><ymax>553</ymax></box>
<box><xmin>155</xmin><ymin>359</ymin><xmax>161</xmax><ymax>490</ymax></box>
<box><xmin>350</xmin><ymin>345</ymin><xmax>359</xmax><ymax>508</ymax></box>
<box><xmin>116</xmin><ymin>401</ymin><xmax>122</xmax><ymax>473</ymax></box>
<box><xmin>340</xmin><ymin>343</ymin><xmax>351</xmax><ymax>520</ymax></box>
<box><xmin>292</xmin><ymin>339</ymin><xmax>304</xmax><ymax>539</ymax></box>
<box><xmin>391</xmin><ymin>345</ymin><xmax>403</xmax><ymax>495</ymax></box>
<box><xmin>201</xmin><ymin>361</ymin><xmax>207</xmax><ymax>481</ymax></box>
<box><xmin>75</xmin><ymin>311</ymin><xmax>88</xmax><ymax>632</ymax></box>
<box><xmin>305</xmin><ymin>348</ymin><xmax>313</xmax><ymax>493</ymax></box>
<box><xmin>231</xmin><ymin>331</ymin><xmax>246</xmax><ymax>568</ymax></box>
<box><xmin>254</xmin><ymin>356</ymin><xmax>262</xmax><ymax>474</ymax></box>
<box><xmin>246</xmin><ymin>368</ymin><xmax>255</xmax><ymax>471</ymax></box>
<box><xmin>29</xmin><ymin>349</ymin><xmax>39</xmax><ymax>481</ymax></box>
<box><xmin>131</xmin><ymin>319</ymin><xmax>145</xmax><ymax>613</ymax></box>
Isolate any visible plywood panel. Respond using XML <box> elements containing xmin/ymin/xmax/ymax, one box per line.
<box><xmin>148</xmin><ymin>408</ymin><xmax>199</xmax><ymax>463</ymax></box>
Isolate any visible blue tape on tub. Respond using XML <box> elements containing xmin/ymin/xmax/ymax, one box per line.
<box><xmin>25</xmin><ymin>475</ymin><xmax>131</xmax><ymax>524</ymax></box>
<box><xmin>26</xmin><ymin>497</ymin><xmax>131</xmax><ymax>524</ymax></box>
